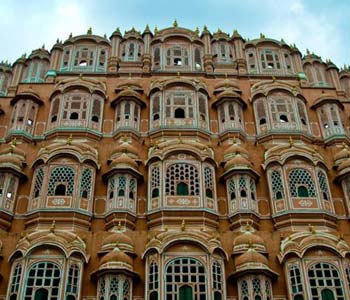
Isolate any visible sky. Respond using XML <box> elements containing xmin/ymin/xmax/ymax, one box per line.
<box><xmin>0</xmin><ymin>0</ymin><xmax>349</xmax><ymax>67</ymax></box>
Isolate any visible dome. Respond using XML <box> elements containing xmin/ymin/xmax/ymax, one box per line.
<box><xmin>224</xmin><ymin>142</ymin><xmax>249</xmax><ymax>158</ymax></box>
<box><xmin>235</xmin><ymin>249</ymin><xmax>269</xmax><ymax>267</ymax></box>
<box><xmin>234</xmin><ymin>232</ymin><xmax>265</xmax><ymax>247</ymax></box>
<box><xmin>113</xmin><ymin>141</ymin><xmax>139</xmax><ymax>156</ymax></box>
<box><xmin>103</xmin><ymin>232</ymin><xmax>134</xmax><ymax>247</ymax></box>
<box><xmin>338</xmin><ymin>159</ymin><xmax>350</xmax><ymax>173</ymax></box>
<box><xmin>110</xmin><ymin>153</ymin><xmax>138</xmax><ymax>169</ymax></box>
<box><xmin>99</xmin><ymin>248</ymin><xmax>133</xmax><ymax>267</ymax></box>
<box><xmin>335</xmin><ymin>146</ymin><xmax>350</xmax><ymax>163</ymax></box>
<box><xmin>0</xmin><ymin>155</ymin><xmax>23</xmax><ymax>168</ymax></box>
<box><xmin>224</xmin><ymin>154</ymin><xmax>252</xmax><ymax>171</ymax></box>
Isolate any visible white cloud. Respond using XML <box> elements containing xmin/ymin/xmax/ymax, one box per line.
<box><xmin>260</xmin><ymin>0</ymin><xmax>345</xmax><ymax>66</ymax></box>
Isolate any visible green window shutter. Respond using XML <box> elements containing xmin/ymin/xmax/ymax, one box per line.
<box><xmin>321</xmin><ymin>289</ymin><xmax>335</xmax><ymax>300</ymax></box>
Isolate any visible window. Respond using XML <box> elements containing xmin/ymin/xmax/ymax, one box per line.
<box><xmin>48</xmin><ymin>167</ymin><xmax>75</xmax><ymax>196</ymax></box>
<box><xmin>289</xmin><ymin>265</ymin><xmax>304</xmax><ymax>299</ymax></box>
<box><xmin>98</xmin><ymin>275</ymin><xmax>131</xmax><ymax>300</ymax></box>
<box><xmin>289</xmin><ymin>168</ymin><xmax>316</xmax><ymax>199</ymax></box>
<box><xmin>246</xmin><ymin>49</ymin><xmax>257</xmax><ymax>73</ymax></box>
<box><xmin>0</xmin><ymin>71</ymin><xmax>11</xmax><ymax>96</ymax></box>
<box><xmin>194</xmin><ymin>48</ymin><xmax>202</xmax><ymax>69</ymax></box>
<box><xmin>148</xmin><ymin>262</ymin><xmax>159</xmax><ymax>300</ymax></box>
<box><xmin>166</xmin><ymin>47</ymin><xmax>189</xmax><ymax>67</ymax></box>
<box><xmin>317</xmin><ymin>103</ymin><xmax>344</xmax><ymax>138</ymax></box>
<box><xmin>9</xmin><ymin>99</ymin><xmax>38</xmax><ymax>135</ymax></box>
<box><xmin>150</xmin><ymin>89</ymin><xmax>208</xmax><ymax>130</ymax></box>
<box><xmin>165</xmin><ymin>258</ymin><xmax>206</xmax><ymax>300</ymax></box>
<box><xmin>8</xmin><ymin>263</ymin><xmax>22</xmax><ymax>300</ymax></box>
<box><xmin>151</xmin><ymin>167</ymin><xmax>160</xmax><ymax>199</ymax></box>
<box><xmin>49</xmin><ymin>90</ymin><xmax>104</xmax><ymax>132</ymax></box>
<box><xmin>122</xmin><ymin>42</ymin><xmax>141</xmax><ymax>62</ymax></box>
<box><xmin>271</xmin><ymin>170</ymin><xmax>285</xmax><ymax>200</ymax></box>
<box><xmin>66</xmin><ymin>264</ymin><xmax>80</xmax><ymax>300</ymax></box>
<box><xmin>227</xmin><ymin>175</ymin><xmax>257</xmax><ymax>213</ymax></box>
<box><xmin>254</xmin><ymin>92</ymin><xmax>310</xmax><ymax>135</ymax></box>
<box><xmin>74</xmin><ymin>47</ymin><xmax>94</xmax><ymax>67</ymax></box>
<box><xmin>217</xmin><ymin>101</ymin><xmax>244</xmax><ymax>132</ymax></box>
<box><xmin>212</xmin><ymin>261</ymin><xmax>224</xmax><ymax>300</ymax></box>
<box><xmin>260</xmin><ymin>49</ymin><xmax>281</xmax><ymax>70</ymax></box>
<box><xmin>115</xmin><ymin>100</ymin><xmax>141</xmax><ymax>130</ymax></box>
<box><xmin>79</xmin><ymin>169</ymin><xmax>93</xmax><ymax>199</ymax></box>
<box><xmin>22</xmin><ymin>59</ymin><xmax>49</xmax><ymax>83</ymax></box>
<box><xmin>214</xmin><ymin>42</ymin><xmax>232</xmax><ymax>63</ymax></box>
<box><xmin>0</xmin><ymin>173</ymin><xmax>19</xmax><ymax>212</ymax></box>
<box><xmin>308</xmin><ymin>263</ymin><xmax>344</xmax><ymax>300</ymax></box>
<box><xmin>24</xmin><ymin>262</ymin><xmax>61</xmax><ymax>300</ymax></box>
<box><xmin>107</xmin><ymin>174</ymin><xmax>137</xmax><ymax>213</ymax></box>
<box><xmin>165</xmin><ymin>163</ymin><xmax>200</xmax><ymax>196</ymax></box>
<box><xmin>238</xmin><ymin>276</ymin><xmax>273</xmax><ymax>300</ymax></box>
<box><xmin>154</xmin><ymin>47</ymin><xmax>161</xmax><ymax>69</ymax></box>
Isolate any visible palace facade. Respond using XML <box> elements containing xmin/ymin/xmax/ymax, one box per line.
<box><xmin>0</xmin><ymin>22</ymin><xmax>350</xmax><ymax>300</ymax></box>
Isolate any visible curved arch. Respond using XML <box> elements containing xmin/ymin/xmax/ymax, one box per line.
<box><xmin>142</xmin><ymin>232</ymin><xmax>228</xmax><ymax>260</ymax></box>
<box><xmin>64</xmin><ymin>34</ymin><xmax>111</xmax><ymax>46</ymax></box>
<box><xmin>50</xmin><ymin>77</ymin><xmax>107</xmax><ymax>100</ymax></box>
<box><xmin>150</xmin><ymin>77</ymin><xmax>208</xmax><ymax>95</ymax></box>
<box><xmin>251</xmin><ymin>80</ymin><xmax>306</xmax><ymax>103</ymax></box>
<box><xmin>9</xmin><ymin>231</ymin><xmax>89</xmax><ymax>263</ymax></box>
<box><xmin>263</xmin><ymin>143</ymin><xmax>326</xmax><ymax>170</ymax></box>
<box><xmin>279</xmin><ymin>231</ymin><xmax>350</xmax><ymax>263</ymax></box>
<box><xmin>32</xmin><ymin>142</ymin><xmax>99</xmax><ymax>169</ymax></box>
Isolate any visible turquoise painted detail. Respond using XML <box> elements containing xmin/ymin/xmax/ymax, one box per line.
<box><xmin>297</xmin><ymin>72</ymin><xmax>307</xmax><ymax>80</ymax></box>
<box><xmin>46</xmin><ymin>70</ymin><xmax>57</xmax><ymax>77</ymax></box>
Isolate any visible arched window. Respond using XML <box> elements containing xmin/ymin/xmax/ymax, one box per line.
<box><xmin>117</xmin><ymin>176</ymin><xmax>126</xmax><ymax>196</ymax></box>
<box><xmin>174</xmin><ymin>108</ymin><xmax>185</xmax><ymax>118</ymax></box>
<box><xmin>8</xmin><ymin>263</ymin><xmax>22</xmax><ymax>300</ymax></box>
<box><xmin>260</xmin><ymin>49</ymin><xmax>281</xmax><ymax>71</ymax></box>
<box><xmin>176</xmin><ymin>182</ymin><xmax>189</xmax><ymax>195</ymax></box>
<box><xmin>227</xmin><ymin>175</ymin><xmax>257</xmax><ymax>213</ymax></box>
<box><xmin>50</xmin><ymin>98</ymin><xmax>60</xmax><ymax>123</ymax></box>
<box><xmin>9</xmin><ymin>99</ymin><xmax>39</xmax><ymax>134</ymax></box>
<box><xmin>66</xmin><ymin>264</ymin><xmax>80</xmax><ymax>300</ymax></box>
<box><xmin>32</xmin><ymin>168</ymin><xmax>44</xmax><ymax>198</ymax></box>
<box><xmin>271</xmin><ymin>170</ymin><xmax>284</xmax><ymax>200</ymax></box>
<box><xmin>252</xmin><ymin>277</ymin><xmax>262</xmax><ymax>299</ymax></box>
<box><xmin>289</xmin><ymin>169</ymin><xmax>316</xmax><ymax>198</ymax></box>
<box><xmin>80</xmin><ymin>168</ymin><xmax>93</xmax><ymax>199</ymax></box>
<box><xmin>165</xmin><ymin>164</ymin><xmax>200</xmax><ymax>196</ymax></box>
<box><xmin>318</xmin><ymin>170</ymin><xmax>331</xmax><ymax>201</ymax></box>
<box><xmin>98</xmin><ymin>275</ymin><xmax>131</xmax><ymax>300</ymax></box>
<box><xmin>212</xmin><ymin>261</ymin><xmax>224</xmax><ymax>300</ymax></box>
<box><xmin>165</xmin><ymin>258</ymin><xmax>206</xmax><ymax>300</ymax></box>
<box><xmin>154</xmin><ymin>47</ymin><xmax>161</xmax><ymax>69</ymax></box>
<box><xmin>24</xmin><ymin>262</ymin><xmax>61</xmax><ymax>300</ymax></box>
<box><xmin>148</xmin><ymin>262</ymin><xmax>159</xmax><ymax>300</ymax></box>
<box><xmin>194</xmin><ymin>48</ymin><xmax>202</xmax><ymax>70</ymax></box>
<box><xmin>151</xmin><ymin>167</ymin><xmax>160</xmax><ymax>199</ymax></box>
<box><xmin>289</xmin><ymin>265</ymin><xmax>304</xmax><ymax>298</ymax></box>
<box><xmin>48</xmin><ymin>167</ymin><xmax>75</xmax><ymax>196</ymax></box>
<box><xmin>204</xmin><ymin>167</ymin><xmax>214</xmax><ymax>199</ymax></box>
<box><xmin>240</xmin><ymin>280</ymin><xmax>249</xmax><ymax>300</ymax></box>
<box><xmin>179</xmin><ymin>285</ymin><xmax>192</xmax><ymax>300</ymax></box>
<box><xmin>55</xmin><ymin>184</ymin><xmax>66</xmax><ymax>196</ymax></box>
<box><xmin>308</xmin><ymin>263</ymin><xmax>344</xmax><ymax>299</ymax></box>
<box><xmin>49</xmin><ymin>91</ymin><xmax>104</xmax><ymax>132</ymax></box>
<box><xmin>107</xmin><ymin>174</ymin><xmax>137</xmax><ymax>213</ymax></box>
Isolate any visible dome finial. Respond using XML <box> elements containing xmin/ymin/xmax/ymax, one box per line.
<box><xmin>87</xmin><ymin>27</ymin><xmax>92</xmax><ymax>34</ymax></box>
<box><xmin>181</xmin><ymin>219</ymin><xmax>186</xmax><ymax>231</ymax></box>
<box><xmin>66</xmin><ymin>134</ymin><xmax>73</xmax><ymax>145</ymax></box>
<box><xmin>173</xmin><ymin>19</ymin><xmax>178</xmax><ymax>28</ymax></box>
<box><xmin>50</xmin><ymin>220</ymin><xmax>56</xmax><ymax>233</ymax></box>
